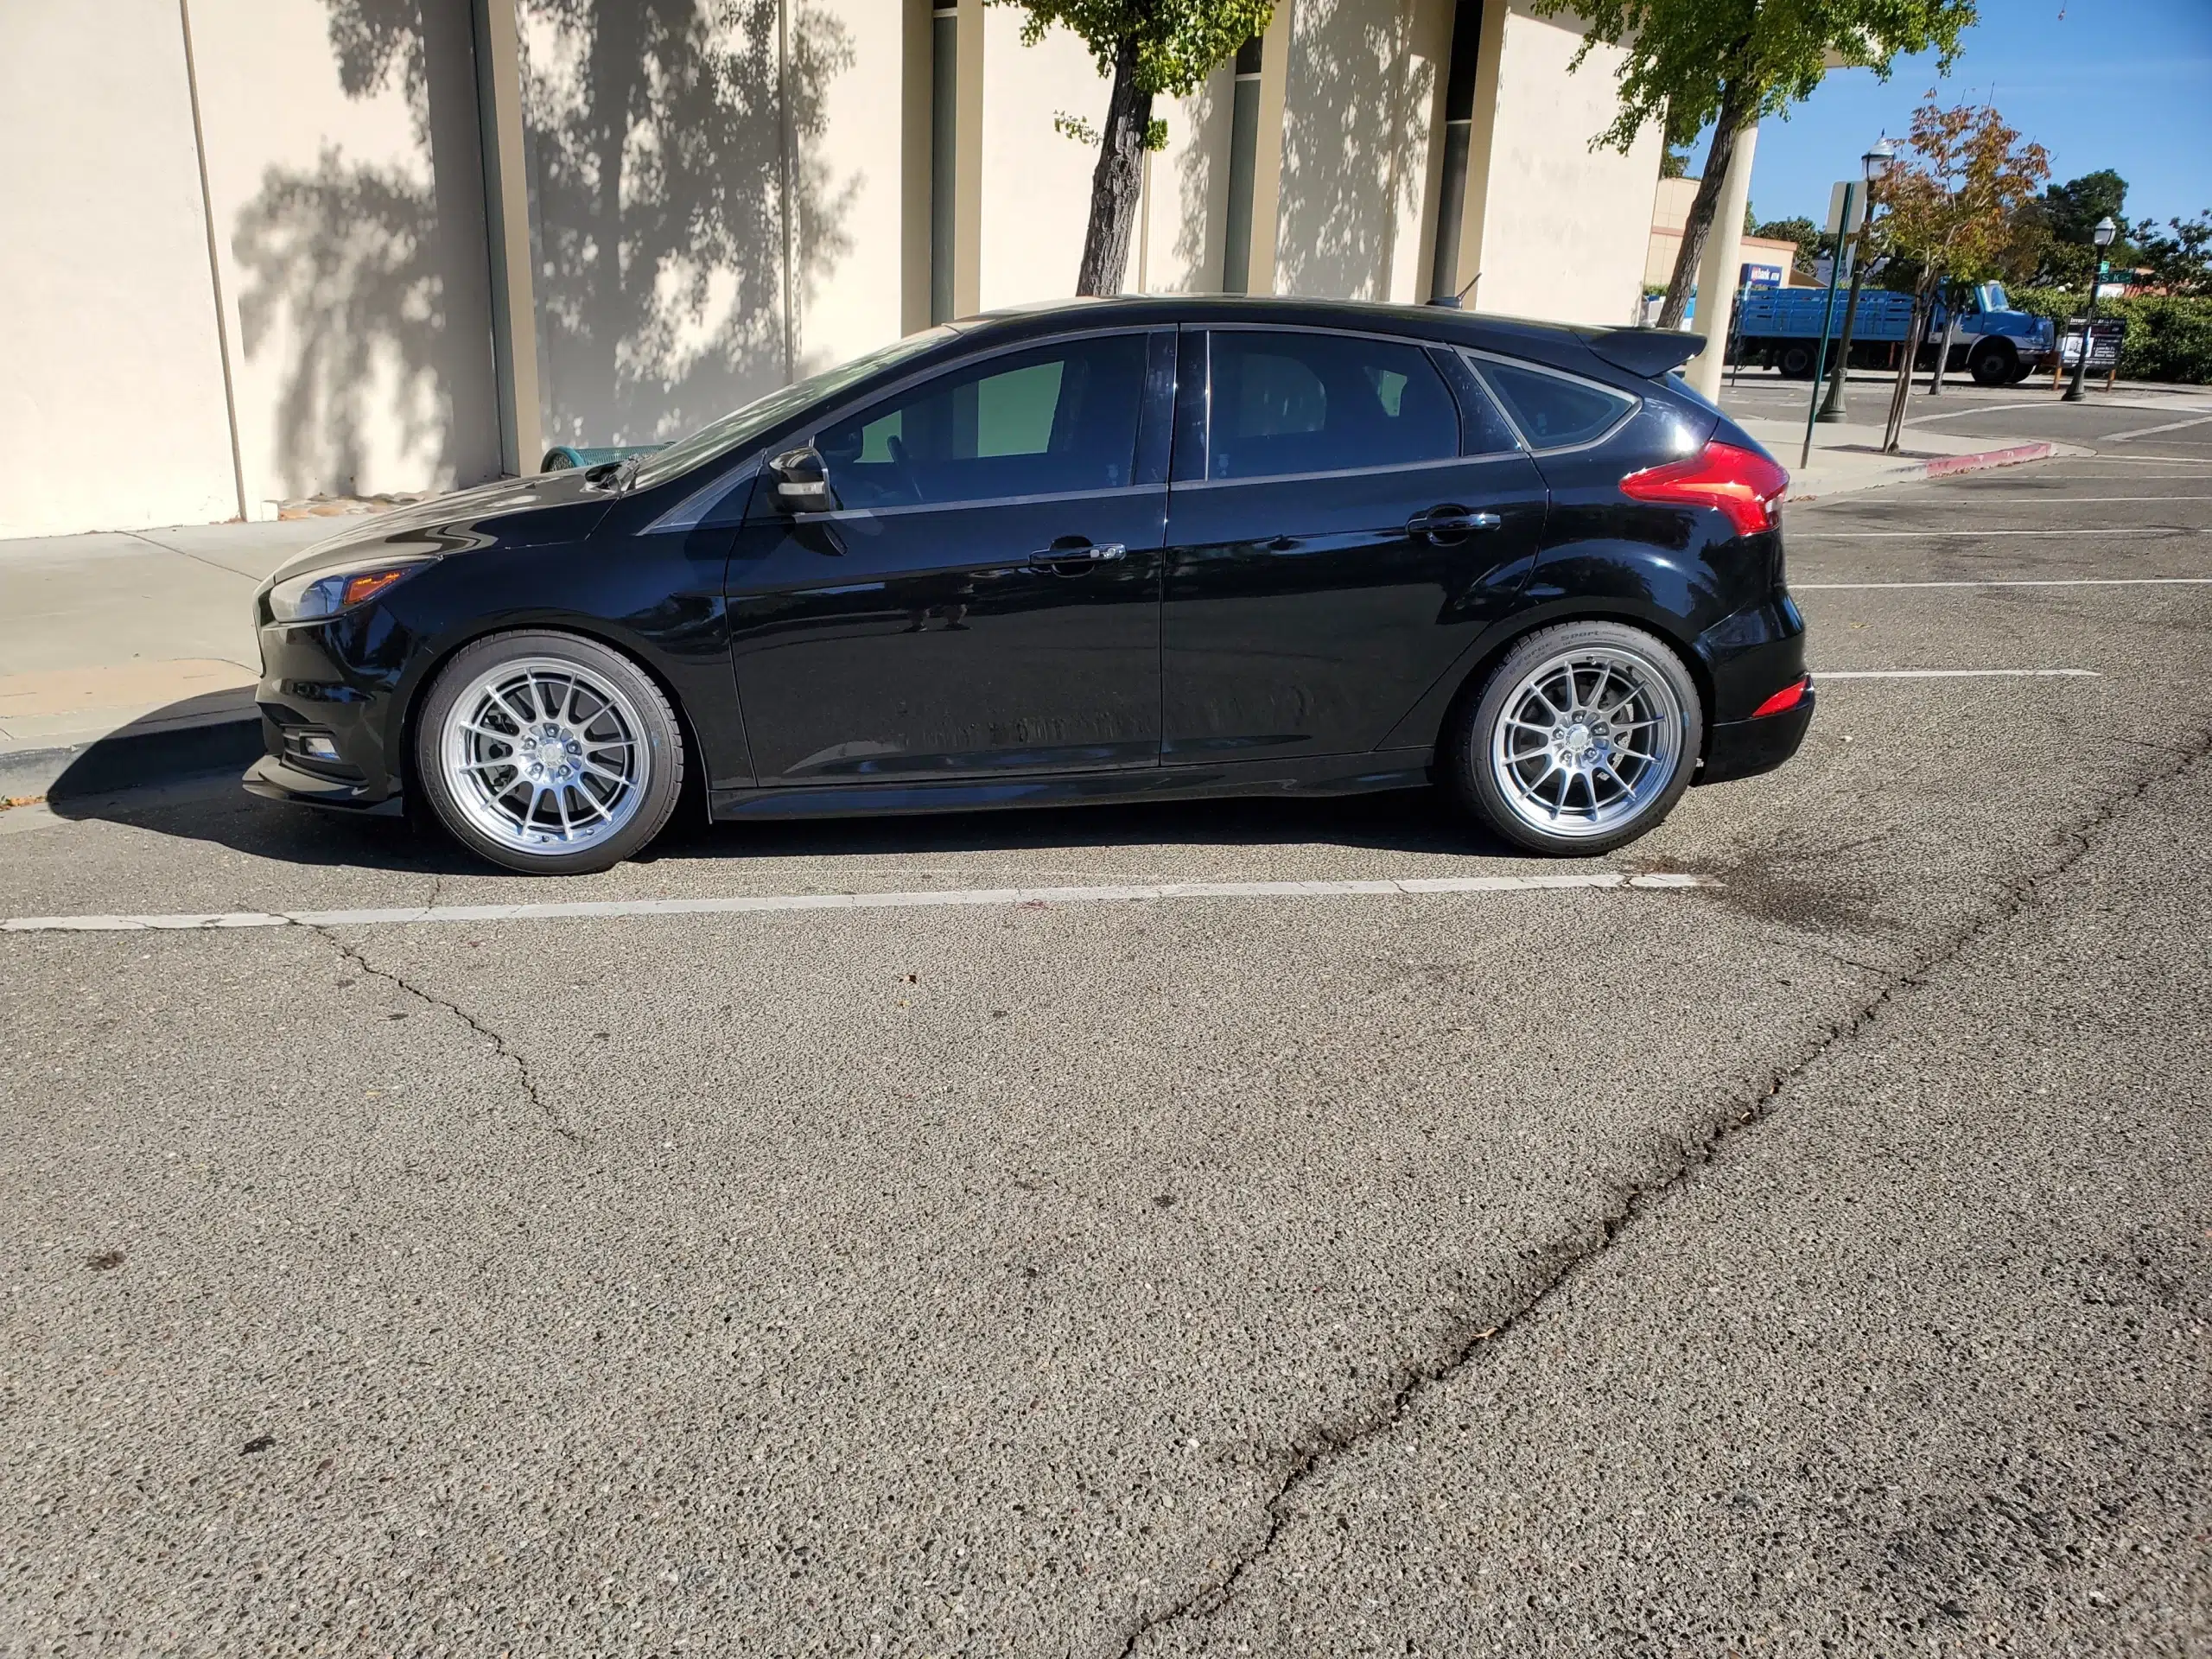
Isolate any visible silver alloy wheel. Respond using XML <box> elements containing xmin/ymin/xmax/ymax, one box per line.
<box><xmin>1488</xmin><ymin>645</ymin><xmax>1686</xmax><ymax>840</ymax></box>
<box><xmin>438</xmin><ymin>657</ymin><xmax>650</xmax><ymax>856</ymax></box>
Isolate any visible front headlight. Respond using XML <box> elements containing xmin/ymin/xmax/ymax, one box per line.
<box><xmin>265</xmin><ymin>557</ymin><xmax>435</xmax><ymax>623</ymax></box>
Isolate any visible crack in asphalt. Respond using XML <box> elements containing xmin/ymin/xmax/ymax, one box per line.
<box><xmin>306</xmin><ymin>925</ymin><xmax>587</xmax><ymax>1146</ymax></box>
<box><xmin>1113</xmin><ymin>730</ymin><xmax>2212</xmax><ymax>1658</ymax></box>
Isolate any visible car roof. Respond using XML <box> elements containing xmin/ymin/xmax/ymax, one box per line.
<box><xmin>944</xmin><ymin>294</ymin><xmax>1654</xmax><ymax>381</ymax></box>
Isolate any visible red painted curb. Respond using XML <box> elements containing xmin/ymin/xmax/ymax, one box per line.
<box><xmin>1921</xmin><ymin>442</ymin><xmax>2056</xmax><ymax>478</ymax></box>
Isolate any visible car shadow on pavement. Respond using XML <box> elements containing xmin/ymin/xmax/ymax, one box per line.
<box><xmin>44</xmin><ymin>772</ymin><xmax>1516</xmax><ymax>879</ymax></box>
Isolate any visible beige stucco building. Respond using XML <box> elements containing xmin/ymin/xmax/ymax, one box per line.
<box><xmin>1</xmin><ymin>0</ymin><xmax>1668</xmax><ymax>540</ymax></box>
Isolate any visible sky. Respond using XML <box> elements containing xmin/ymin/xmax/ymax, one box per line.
<box><xmin>1725</xmin><ymin>0</ymin><xmax>2212</xmax><ymax>233</ymax></box>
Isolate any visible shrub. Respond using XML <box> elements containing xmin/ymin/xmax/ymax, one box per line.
<box><xmin>2009</xmin><ymin>286</ymin><xmax>2212</xmax><ymax>383</ymax></box>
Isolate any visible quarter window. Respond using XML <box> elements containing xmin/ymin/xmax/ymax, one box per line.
<box><xmin>1205</xmin><ymin>332</ymin><xmax>1457</xmax><ymax>481</ymax></box>
<box><xmin>1477</xmin><ymin>359</ymin><xmax>1637</xmax><ymax>449</ymax></box>
<box><xmin>817</xmin><ymin>334</ymin><xmax>1147</xmax><ymax>510</ymax></box>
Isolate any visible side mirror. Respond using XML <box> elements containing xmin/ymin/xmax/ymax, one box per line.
<box><xmin>770</xmin><ymin>446</ymin><xmax>830</xmax><ymax>512</ymax></box>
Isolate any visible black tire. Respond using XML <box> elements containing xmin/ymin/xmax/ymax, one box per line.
<box><xmin>1777</xmin><ymin>342</ymin><xmax>1815</xmax><ymax>379</ymax></box>
<box><xmin>1442</xmin><ymin>620</ymin><xmax>1704</xmax><ymax>857</ymax></box>
<box><xmin>415</xmin><ymin>630</ymin><xmax>685</xmax><ymax>875</ymax></box>
<box><xmin>1968</xmin><ymin>341</ymin><xmax>2015</xmax><ymax>387</ymax></box>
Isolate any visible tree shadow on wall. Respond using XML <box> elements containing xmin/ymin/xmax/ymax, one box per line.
<box><xmin>230</xmin><ymin>0</ymin><xmax>855</xmax><ymax>497</ymax></box>
<box><xmin>520</xmin><ymin>0</ymin><xmax>856</xmax><ymax>447</ymax></box>
<box><xmin>1273</xmin><ymin>0</ymin><xmax>1435</xmax><ymax>302</ymax></box>
<box><xmin>1166</xmin><ymin>68</ymin><xmax>1228</xmax><ymax>294</ymax></box>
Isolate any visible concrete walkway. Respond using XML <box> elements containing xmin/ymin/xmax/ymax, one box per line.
<box><xmin>0</xmin><ymin>520</ymin><xmax>334</xmax><ymax>798</ymax></box>
<box><xmin>0</xmin><ymin>413</ymin><xmax>2071</xmax><ymax>800</ymax></box>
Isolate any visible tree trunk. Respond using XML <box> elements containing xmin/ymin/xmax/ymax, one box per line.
<box><xmin>1077</xmin><ymin>39</ymin><xmax>1153</xmax><ymax>296</ymax></box>
<box><xmin>1656</xmin><ymin>74</ymin><xmax>1755</xmax><ymax>333</ymax></box>
<box><xmin>1882</xmin><ymin>288</ymin><xmax>1933</xmax><ymax>454</ymax></box>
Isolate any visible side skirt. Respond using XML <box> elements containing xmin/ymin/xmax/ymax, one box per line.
<box><xmin>708</xmin><ymin>750</ymin><xmax>1436</xmax><ymax>823</ymax></box>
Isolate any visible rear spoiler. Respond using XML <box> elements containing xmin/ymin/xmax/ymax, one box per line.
<box><xmin>1587</xmin><ymin>327</ymin><xmax>1704</xmax><ymax>379</ymax></box>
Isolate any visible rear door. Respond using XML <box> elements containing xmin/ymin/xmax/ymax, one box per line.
<box><xmin>1159</xmin><ymin>327</ymin><xmax>1548</xmax><ymax>763</ymax></box>
<box><xmin>724</xmin><ymin>328</ymin><xmax>1173</xmax><ymax>785</ymax></box>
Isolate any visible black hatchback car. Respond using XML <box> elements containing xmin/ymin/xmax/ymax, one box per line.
<box><xmin>246</xmin><ymin>297</ymin><xmax>1810</xmax><ymax>874</ymax></box>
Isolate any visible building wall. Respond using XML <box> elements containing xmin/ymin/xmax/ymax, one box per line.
<box><xmin>189</xmin><ymin>0</ymin><xmax>504</xmax><ymax>513</ymax></box>
<box><xmin>1463</xmin><ymin>3</ymin><xmax>1662</xmax><ymax>327</ymax></box>
<box><xmin>1135</xmin><ymin>66</ymin><xmax>1236</xmax><ymax>294</ymax></box>
<box><xmin>977</xmin><ymin>10</ymin><xmax>1111</xmax><ymax>309</ymax></box>
<box><xmin>1273</xmin><ymin>0</ymin><xmax>1448</xmax><ymax>304</ymax></box>
<box><xmin>0</xmin><ymin>1</ymin><xmax>238</xmax><ymax>539</ymax></box>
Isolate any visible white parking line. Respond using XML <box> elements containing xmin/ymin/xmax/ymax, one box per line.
<box><xmin>1796</xmin><ymin>578</ymin><xmax>2212</xmax><ymax>589</ymax></box>
<box><xmin>0</xmin><ymin>873</ymin><xmax>1707</xmax><ymax>935</ymax></box>
<box><xmin>2107</xmin><ymin>413</ymin><xmax>2212</xmax><ymax>443</ymax></box>
<box><xmin>1815</xmin><ymin>668</ymin><xmax>2100</xmax><ymax>679</ymax></box>
<box><xmin>1794</xmin><ymin>527</ymin><xmax>2195</xmax><ymax>539</ymax></box>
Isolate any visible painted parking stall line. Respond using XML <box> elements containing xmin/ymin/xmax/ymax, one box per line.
<box><xmin>1796</xmin><ymin>578</ymin><xmax>2212</xmax><ymax>589</ymax></box>
<box><xmin>1814</xmin><ymin>668</ymin><xmax>2100</xmax><ymax>679</ymax></box>
<box><xmin>0</xmin><ymin>872</ymin><xmax>1709</xmax><ymax>935</ymax></box>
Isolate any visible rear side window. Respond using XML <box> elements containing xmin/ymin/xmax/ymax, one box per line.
<box><xmin>1478</xmin><ymin>359</ymin><xmax>1636</xmax><ymax>450</ymax></box>
<box><xmin>1206</xmin><ymin>332</ymin><xmax>1457</xmax><ymax>480</ymax></box>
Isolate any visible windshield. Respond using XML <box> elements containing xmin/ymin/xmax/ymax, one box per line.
<box><xmin>631</xmin><ymin>327</ymin><xmax>956</xmax><ymax>490</ymax></box>
<box><xmin>1978</xmin><ymin>281</ymin><xmax>2009</xmax><ymax>314</ymax></box>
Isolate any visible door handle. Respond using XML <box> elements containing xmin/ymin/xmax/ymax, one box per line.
<box><xmin>1028</xmin><ymin>540</ymin><xmax>1126</xmax><ymax>574</ymax></box>
<box><xmin>1409</xmin><ymin>506</ymin><xmax>1502</xmax><ymax>543</ymax></box>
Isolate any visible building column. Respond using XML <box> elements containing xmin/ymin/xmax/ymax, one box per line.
<box><xmin>469</xmin><ymin>0</ymin><xmax>542</xmax><ymax>476</ymax></box>
<box><xmin>1684</xmin><ymin>124</ymin><xmax>1757</xmax><ymax>400</ymax></box>
<box><xmin>1425</xmin><ymin>0</ymin><xmax>1484</xmax><ymax>302</ymax></box>
<box><xmin>1223</xmin><ymin>6</ymin><xmax>1291</xmax><ymax>296</ymax></box>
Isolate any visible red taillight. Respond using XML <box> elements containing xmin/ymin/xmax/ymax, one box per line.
<box><xmin>1620</xmin><ymin>440</ymin><xmax>1790</xmax><ymax>537</ymax></box>
<box><xmin>1751</xmin><ymin>675</ymin><xmax>1811</xmax><ymax>718</ymax></box>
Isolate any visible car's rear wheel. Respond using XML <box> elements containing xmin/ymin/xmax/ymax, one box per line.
<box><xmin>1445</xmin><ymin>621</ymin><xmax>1703</xmax><ymax>856</ymax></box>
<box><xmin>416</xmin><ymin>630</ymin><xmax>684</xmax><ymax>874</ymax></box>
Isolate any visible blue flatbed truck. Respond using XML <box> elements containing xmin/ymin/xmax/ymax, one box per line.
<box><xmin>1733</xmin><ymin>280</ymin><xmax>2057</xmax><ymax>385</ymax></box>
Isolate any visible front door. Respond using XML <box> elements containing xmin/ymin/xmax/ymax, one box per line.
<box><xmin>726</xmin><ymin>330</ymin><xmax>1171</xmax><ymax>785</ymax></box>
<box><xmin>1160</xmin><ymin>327</ymin><xmax>1548</xmax><ymax>762</ymax></box>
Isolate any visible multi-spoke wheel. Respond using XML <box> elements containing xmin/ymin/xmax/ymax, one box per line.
<box><xmin>1446</xmin><ymin>621</ymin><xmax>1702</xmax><ymax>855</ymax></box>
<box><xmin>416</xmin><ymin>632</ymin><xmax>684</xmax><ymax>874</ymax></box>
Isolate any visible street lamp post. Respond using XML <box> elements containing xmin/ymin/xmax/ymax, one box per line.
<box><xmin>1818</xmin><ymin>139</ymin><xmax>1897</xmax><ymax>424</ymax></box>
<box><xmin>2062</xmin><ymin>215</ymin><xmax>2119</xmax><ymax>404</ymax></box>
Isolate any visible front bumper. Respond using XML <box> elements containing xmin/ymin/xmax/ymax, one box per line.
<box><xmin>248</xmin><ymin>613</ymin><xmax>409</xmax><ymax>808</ymax></box>
<box><xmin>243</xmin><ymin>752</ymin><xmax>404</xmax><ymax>814</ymax></box>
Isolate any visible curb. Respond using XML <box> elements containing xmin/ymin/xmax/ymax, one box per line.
<box><xmin>1785</xmin><ymin>440</ymin><xmax>2061</xmax><ymax>503</ymax></box>
<box><xmin>0</xmin><ymin>715</ymin><xmax>262</xmax><ymax>804</ymax></box>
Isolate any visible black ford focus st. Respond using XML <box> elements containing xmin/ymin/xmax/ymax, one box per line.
<box><xmin>246</xmin><ymin>297</ymin><xmax>1811</xmax><ymax>874</ymax></box>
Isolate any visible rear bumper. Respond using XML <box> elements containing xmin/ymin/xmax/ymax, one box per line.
<box><xmin>1698</xmin><ymin>689</ymin><xmax>1815</xmax><ymax>785</ymax></box>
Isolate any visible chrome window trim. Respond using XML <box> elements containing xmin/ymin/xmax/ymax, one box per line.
<box><xmin>641</xmin><ymin>464</ymin><xmax>759</xmax><ymax>535</ymax></box>
<box><xmin>1463</xmin><ymin>349</ymin><xmax>1642</xmax><ymax>455</ymax></box>
<box><xmin>791</xmin><ymin>480</ymin><xmax>1164</xmax><ymax>523</ymax></box>
<box><xmin>1192</xmin><ymin>323</ymin><xmax>1472</xmax><ymax>484</ymax></box>
<box><xmin>1169</xmin><ymin>451</ymin><xmax>1523</xmax><ymax>492</ymax></box>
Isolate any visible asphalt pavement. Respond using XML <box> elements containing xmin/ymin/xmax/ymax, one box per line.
<box><xmin>3</xmin><ymin>391</ymin><xmax>2208</xmax><ymax>1656</ymax></box>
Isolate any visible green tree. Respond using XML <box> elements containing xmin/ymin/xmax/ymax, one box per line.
<box><xmin>1532</xmin><ymin>0</ymin><xmax>1976</xmax><ymax>331</ymax></box>
<box><xmin>996</xmin><ymin>0</ymin><xmax>1275</xmax><ymax>296</ymax></box>
<box><xmin>2132</xmin><ymin>213</ymin><xmax>2212</xmax><ymax>296</ymax></box>
<box><xmin>1754</xmin><ymin>215</ymin><xmax>1823</xmax><ymax>278</ymax></box>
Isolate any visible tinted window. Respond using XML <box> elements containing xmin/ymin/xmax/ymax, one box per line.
<box><xmin>1205</xmin><ymin>332</ymin><xmax>1457</xmax><ymax>480</ymax></box>
<box><xmin>1478</xmin><ymin>359</ymin><xmax>1636</xmax><ymax>449</ymax></box>
<box><xmin>817</xmin><ymin>334</ymin><xmax>1147</xmax><ymax>510</ymax></box>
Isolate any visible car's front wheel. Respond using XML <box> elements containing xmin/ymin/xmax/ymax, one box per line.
<box><xmin>416</xmin><ymin>630</ymin><xmax>685</xmax><ymax>874</ymax></box>
<box><xmin>1445</xmin><ymin>621</ymin><xmax>1703</xmax><ymax>856</ymax></box>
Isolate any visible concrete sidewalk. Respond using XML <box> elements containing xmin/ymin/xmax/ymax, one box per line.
<box><xmin>1735</xmin><ymin>413</ymin><xmax>2077</xmax><ymax>502</ymax></box>
<box><xmin>0</xmin><ymin>520</ymin><xmax>335</xmax><ymax>800</ymax></box>
<box><xmin>0</xmin><ymin>417</ymin><xmax>2069</xmax><ymax>802</ymax></box>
